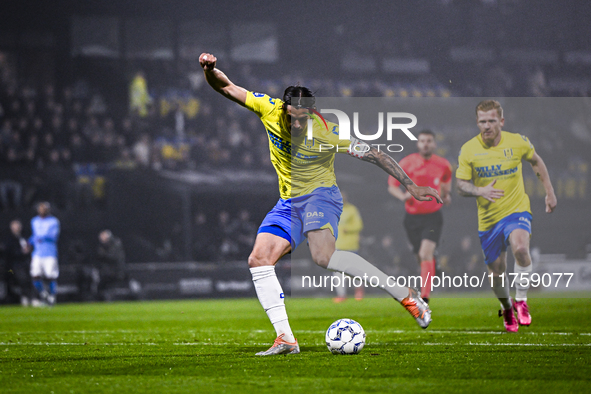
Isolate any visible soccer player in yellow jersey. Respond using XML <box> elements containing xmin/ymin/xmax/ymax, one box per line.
<box><xmin>200</xmin><ymin>53</ymin><xmax>442</xmax><ymax>355</ymax></box>
<box><xmin>457</xmin><ymin>100</ymin><xmax>557</xmax><ymax>332</ymax></box>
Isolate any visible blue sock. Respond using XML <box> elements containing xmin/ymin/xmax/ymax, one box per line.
<box><xmin>33</xmin><ymin>280</ymin><xmax>45</xmax><ymax>294</ymax></box>
<box><xmin>49</xmin><ymin>280</ymin><xmax>57</xmax><ymax>295</ymax></box>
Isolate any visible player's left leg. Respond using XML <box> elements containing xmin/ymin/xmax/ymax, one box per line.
<box><xmin>309</xmin><ymin>229</ymin><xmax>431</xmax><ymax>328</ymax></box>
<box><xmin>332</xmin><ymin>250</ymin><xmax>365</xmax><ymax>302</ymax></box>
<box><xmin>488</xmin><ymin>253</ymin><xmax>519</xmax><ymax>332</ymax></box>
<box><xmin>417</xmin><ymin>239</ymin><xmax>437</xmax><ymax>304</ymax></box>
<box><xmin>508</xmin><ymin>229</ymin><xmax>533</xmax><ymax>325</ymax></box>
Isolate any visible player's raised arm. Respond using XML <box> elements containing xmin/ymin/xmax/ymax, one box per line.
<box><xmin>199</xmin><ymin>53</ymin><xmax>248</xmax><ymax>106</ymax></box>
<box><xmin>349</xmin><ymin>140</ymin><xmax>442</xmax><ymax>203</ymax></box>
<box><xmin>526</xmin><ymin>152</ymin><xmax>557</xmax><ymax>213</ymax></box>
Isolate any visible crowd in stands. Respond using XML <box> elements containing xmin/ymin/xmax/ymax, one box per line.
<box><xmin>0</xmin><ymin>52</ymin><xmax>460</xmax><ymax>211</ymax></box>
<box><xmin>0</xmin><ymin>48</ymin><xmax>588</xmax><ymax>266</ymax></box>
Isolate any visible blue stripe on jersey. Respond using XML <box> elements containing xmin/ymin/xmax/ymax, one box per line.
<box><xmin>266</xmin><ymin>129</ymin><xmax>291</xmax><ymax>155</ymax></box>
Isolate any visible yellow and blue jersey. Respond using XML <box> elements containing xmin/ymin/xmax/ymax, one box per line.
<box><xmin>456</xmin><ymin>131</ymin><xmax>535</xmax><ymax>231</ymax></box>
<box><xmin>244</xmin><ymin>91</ymin><xmax>351</xmax><ymax>199</ymax></box>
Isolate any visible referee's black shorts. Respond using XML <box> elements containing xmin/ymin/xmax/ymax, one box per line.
<box><xmin>403</xmin><ymin>210</ymin><xmax>443</xmax><ymax>254</ymax></box>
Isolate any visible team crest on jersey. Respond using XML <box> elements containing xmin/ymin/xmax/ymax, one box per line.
<box><xmin>304</xmin><ymin>136</ymin><xmax>315</xmax><ymax>147</ymax></box>
<box><xmin>253</xmin><ymin>92</ymin><xmax>265</xmax><ymax>97</ymax></box>
<box><xmin>503</xmin><ymin>148</ymin><xmax>513</xmax><ymax>159</ymax></box>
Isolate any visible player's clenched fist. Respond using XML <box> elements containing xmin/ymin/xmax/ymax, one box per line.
<box><xmin>199</xmin><ymin>53</ymin><xmax>217</xmax><ymax>71</ymax></box>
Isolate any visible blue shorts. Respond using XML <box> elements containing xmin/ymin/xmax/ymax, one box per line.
<box><xmin>478</xmin><ymin>211</ymin><xmax>532</xmax><ymax>265</ymax></box>
<box><xmin>258</xmin><ymin>186</ymin><xmax>343</xmax><ymax>250</ymax></box>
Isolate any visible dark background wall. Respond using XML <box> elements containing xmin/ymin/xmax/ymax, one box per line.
<box><xmin>0</xmin><ymin>0</ymin><xmax>589</xmax><ymax>301</ymax></box>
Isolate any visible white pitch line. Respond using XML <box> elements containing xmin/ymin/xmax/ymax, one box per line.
<box><xmin>295</xmin><ymin>329</ymin><xmax>591</xmax><ymax>336</ymax></box>
<box><xmin>1</xmin><ymin>330</ymin><xmax>590</xmax><ymax>337</ymax></box>
<box><xmin>0</xmin><ymin>342</ymin><xmax>159</xmax><ymax>346</ymax></box>
<box><xmin>2</xmin><ymin>342</ymin><xmax>590</xmax><ymax>347</ymax></box>
<box><xmin>467</xmin><ymin>342</ymin><xmax>591</xmax><ymax>347</ymax></box>
<box><xmin>374</xmin><ymin>342</ymin><xmax>591</xmax><ymax>347</ymax></box>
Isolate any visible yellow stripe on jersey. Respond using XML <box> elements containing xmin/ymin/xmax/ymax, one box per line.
<box><xmin>244</xmin><ymin>91</ymin><xmax>351</xmax><ymax>199</ymax></box>
<box><xmin>457</xmin><ymin>131</ymin><xmax>535</xmax><ymax>231</ymax></box>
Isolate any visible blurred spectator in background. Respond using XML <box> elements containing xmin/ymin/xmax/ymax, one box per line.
<box><xmin>29</xmin><ymin>201</ymin><xmax>60</xmax><ymax>306</ymax></box>
<box><xmin>97</xmin><ymin>229</ymin><xmax>126</xmax><ymax>300</ymax></box>
<box><xmin>192</xmin><ymin>211</ymin><xmax>217</xmax><ymax>261</ymax></box>
<box><xmin>371</xmin><ymin>234</ymin><xmax>408</xmax><ymax>278</ymax></box>
<box><xmin>2</xmin><ymin>219</ymin><xmax>31</xmax><ymax>305</ymax></box>
<box><xmin>87</xmin><ymin>93</ymin><xmax>107</xmax><ymax>116</ymax></box>
<box><xmin>216</xmin><ymin>210</ymin><xmax>239</xmax><ymax>261</ymax></box>
<box><xmin>129</xmin><ymin>71</ymin><xmax>152</xmax><ymax>118</ymax></box>
<box><xmin>0</xmin><ymin>173</ymin><xmax>22</xmax><ymax>211</ymax></box>
<box><xmin>132</xmin><ymin>133</ymin><xmax>152</xmax><ymax>167</ymax></box>
<box><xmin>445</xmin><ymin>234</ymin><xmax>484</xmax><ymax>280</ymax></box>
<box><xmin>233</xmin><ymin>209</ymin><xmax>257</xmax><ymax>257</ymax></box>
<box><xmin>528</xmin><ymin>67</ymin><xmax>548</xmax><ymax>97</ymax></box>
<box><xmin>66</xmin><ymin>238</ymin><xmax>98</xmax><ymax>302</ymax></box>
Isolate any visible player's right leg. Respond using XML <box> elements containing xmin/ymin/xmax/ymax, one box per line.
<box><xmin>487</xmin><ymin>254</ymin><xmax>518</xmax><ymax>332</ymax></box>
<box><xmin>248</xmin><ymin>232</ymin><xmax>299</xmax><ymax>356</ymax></box>
<box><xmin>43</xmin><ymin>257</ymin><xmax>59</xmax><ymax>306</ymax></box>
<box><xmin>30</xmin><ymin>256</ymin><xmax>47</xmax><ymax>306</ymax></box>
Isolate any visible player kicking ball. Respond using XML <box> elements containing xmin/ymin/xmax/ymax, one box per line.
<box><xmin>199</xmin><ymin>53</ymin><xmax>442</xmax><ymax>355</ymax></box>
<box><xmin>457</xmin><ymin>100</ymin><xmax>557</xmax><ymax>332</ymax></box>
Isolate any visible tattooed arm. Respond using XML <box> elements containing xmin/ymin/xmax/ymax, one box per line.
<box><xmin>526</xmin><ymin>152</ymin><xmax>557</xmax><ymax>213</ymax></box>
<box><xmin>348</xmin><ymin>140</ymin><xmax>442</xmax><ymax>203</ymax></box>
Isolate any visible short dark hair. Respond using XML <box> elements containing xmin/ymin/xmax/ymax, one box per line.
<box><xmin>282</xmin><ymin>85</ymin><xmax>315</xmax><ymax>109</ymax></box>
<box><xmin>418</xmin><ymin>129</ymin><xmax>435</xmax><ymax>138</ymax></box>
<box><xmin>37</xmin><ymin>201</ymin><xmax>50</xmax><ymax>210</ymax></box>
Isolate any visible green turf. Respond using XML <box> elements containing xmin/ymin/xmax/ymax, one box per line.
<box><xmin>1</xmin><ymin>296</ymin><xmax>590</xmax><ymax>393</ymax></box>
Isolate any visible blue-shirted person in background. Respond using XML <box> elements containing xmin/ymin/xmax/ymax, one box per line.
<box><xmin>28</xmin><ymin>202</ymin><xmax>60</xmax><ymax>306</ymax></box>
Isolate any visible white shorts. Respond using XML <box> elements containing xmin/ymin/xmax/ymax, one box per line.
<box><xmin>30</xmin><ymin>256</ymin><xmax>59</xmax><ymax>279</ymax></box>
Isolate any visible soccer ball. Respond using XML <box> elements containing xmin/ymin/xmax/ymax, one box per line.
<box><xmin>325</xmin><ymin>318</ymin><xmax>366</xmax><ymax>355</ymax></box>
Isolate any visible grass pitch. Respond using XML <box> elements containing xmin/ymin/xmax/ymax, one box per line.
<box><xmin>1</xmin><ymin>296</ymin><xmax>590</xmax><ymax>393</ymax></box>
